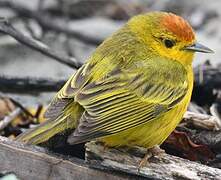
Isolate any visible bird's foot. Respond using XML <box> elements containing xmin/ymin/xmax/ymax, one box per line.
<box><xmin>138</xmin><ymin>145</ymin><xmax>165</xmax><ymax>170</ymax></box>
<box><xmin>149</xmin><ymin>145</ymin><xmax>165</xmax><ymax>158</ymax></box>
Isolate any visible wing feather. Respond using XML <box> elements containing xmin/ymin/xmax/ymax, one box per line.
<box><xmin>67</xmin><ymin>59</ymin><xmax>189</xmax><ymax>144</ymax></box>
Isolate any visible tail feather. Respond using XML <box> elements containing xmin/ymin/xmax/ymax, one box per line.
<box><xmin>16</xmin><ymin>116</ymin><xmax>72</xmax><ymax>144</ymax></box>
<box><xmin>16</xmin><ymin>102</ymin><xmax>84</xmax><ymax>145</ymax></box>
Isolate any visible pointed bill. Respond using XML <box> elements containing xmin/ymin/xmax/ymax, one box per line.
<box><xmin>183</xmin><ymin>42</ymin><xmax>214</xmax><ymax>53</ymax></box>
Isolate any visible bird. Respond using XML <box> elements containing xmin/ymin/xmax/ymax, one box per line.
<box><xmin>16</xmin><ymin>12</ymin><xmax>213</xmax><ymax>156</ymax></box>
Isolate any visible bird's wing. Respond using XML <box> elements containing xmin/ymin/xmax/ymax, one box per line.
<box><xmin>44</xmin><ymin>65</ymin><xmax>89</xmax><ymax>120</ymax></box>
<box><xmin>66</xmin><ymin>59</ymin><xmax>189</xmax><ymax>144</ymax></box>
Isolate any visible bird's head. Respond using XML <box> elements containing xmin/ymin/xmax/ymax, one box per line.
<box><xmin>127</xmin><ymin>12</ymin><xmax>213</xmax><ymax>65</ymax></box>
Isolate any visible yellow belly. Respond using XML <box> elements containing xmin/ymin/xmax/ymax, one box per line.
<box><xmin>99</xmin><ymin>102</ymin><xmax>187</xmax><ymax>148</ymax></box>
<box><xmin>99</xmin><ymin>100</ymin><xmax>188</xmax><ymax>148</ymax></box>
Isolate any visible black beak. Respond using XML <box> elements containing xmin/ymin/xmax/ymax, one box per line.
<box><xmin>183</xmin><ymin>42</ymin><xmax>214</xmax><ymax>53</ymax></box>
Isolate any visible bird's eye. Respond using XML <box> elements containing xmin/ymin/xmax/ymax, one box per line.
<box><xmin>164</xmin><ymin>39</ymin><xmax>175</xmax><ymax>48</ymax></box>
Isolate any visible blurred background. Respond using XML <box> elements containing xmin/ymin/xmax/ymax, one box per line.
<box><xmin>0</xmin><ymin>0</ymin><xmax>220</xmax><ymax>106</ymax></box>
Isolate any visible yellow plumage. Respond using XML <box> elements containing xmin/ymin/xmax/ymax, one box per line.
<box><xmin>16</xmin><ymin>12</ymin><xmax>212</xmax><ymax>149</ymax></box>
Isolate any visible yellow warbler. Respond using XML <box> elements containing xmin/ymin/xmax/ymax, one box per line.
<box><xmin>16</xmin><ymin>12</ymin><xmax>213</xmax><ymax>150</ymax></box>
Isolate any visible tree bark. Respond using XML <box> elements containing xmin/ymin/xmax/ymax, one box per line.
<box><xmin>85</xmin><ymin>141</ymin><xmax>221</xmax><ymax>180</ymax></box>
<box><xmin>0</xmin><ymin>136</ymin><xmax>137</xmax><ymax>180</ymax></box>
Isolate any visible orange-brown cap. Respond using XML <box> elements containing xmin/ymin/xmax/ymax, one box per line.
<box><xmin>160</xmin><ymin>13</ymin><xmax>195</xmax><ymax>42</ymax></box>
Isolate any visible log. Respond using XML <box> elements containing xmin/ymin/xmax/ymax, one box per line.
<box><xmin>0</xmin><ymin>136</ymin><xmax>137</xmax><ymax>180</ymax></box>
<box><xmin>85</xmin><ymin>141</ymin><xmax>221</xmax><ymax>180</ymax></box>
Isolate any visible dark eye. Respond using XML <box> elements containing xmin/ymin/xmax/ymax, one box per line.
<box><xmin>164</xmin><ymin>39</ymin><xmax>175</xmax><ymax>48</ymax></box>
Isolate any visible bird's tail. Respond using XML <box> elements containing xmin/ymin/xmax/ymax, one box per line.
<box><xmin>16</xmin><ymin>103</ymin><xmax>84</xmax><ymax>145</ymax></box>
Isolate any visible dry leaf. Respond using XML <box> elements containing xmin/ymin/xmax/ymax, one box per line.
<box><xmin>164</xmin><ymin>130</ymin><xmax>215</xmax><ymax>162</ymax></box>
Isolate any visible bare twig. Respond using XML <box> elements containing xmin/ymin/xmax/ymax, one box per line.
<box><xmin>0</xmin><ymin>76</ymin><xmax>65</xmax><ymax>94</ymax></box>
<box><xmin>0</xmin><ymin>108</ymin><xmax>21</xmax><ymax>131</ymax></box>
<box><xmin>0</xmin><ymin>0</ymin><xmax>102</xmax><ymax>45</ymax></box>
<box><xmin>0</xmin><ymin>18</ymin><xmax>82</xmax><ymax>69</ymax></box>
<box><xmin>9</xmin><ymin>98</ymin><xmax>35</xmax><ymax>118</ymax></box>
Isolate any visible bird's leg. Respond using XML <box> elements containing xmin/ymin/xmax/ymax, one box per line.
<box><xmin>138</xmin><ymin>150</ymin><xmax>152</xmax><ymax>169</ymax></box>
<box><xmin>149</xmin><ymin>145</ymin><xmax>165</xmax><ymax>157</ymax></box>
<box><xmin>99</xmin><ymin>141</ymin><xmax>109</xmax><ymax>153</ymax></box>
<box><xmin>138</xmin><ymin>145</ymin><xmax>165</xmax><ymax>170</ymax></box>
<box><xmin>102</xmin><ymin>144</ymin><xmax>109</xmax><ymax>152</ymax></box>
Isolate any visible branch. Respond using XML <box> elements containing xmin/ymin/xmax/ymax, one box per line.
<box><xmin>0</xmin><ymin>18</ymin><xmax>82</xmax><ymax>69</ymax></box>
<box><xmin>0</xmin><ymin>108</ymin><xmax>21</xmax><ymax>131</ymax></box>
<box><xmin>0</xmin><ymin>0</ymin><xmax>102</xmax><ymax>45</ymax></box>
<box><xmin>0</xmin><ymin>76</ymin><xmax>65</xmax><ymax>94</ymax></box>
<box><xmin>86</xmin><ymin>141</ymin><xmax>221</xmax><ymax>179</ymax></box>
